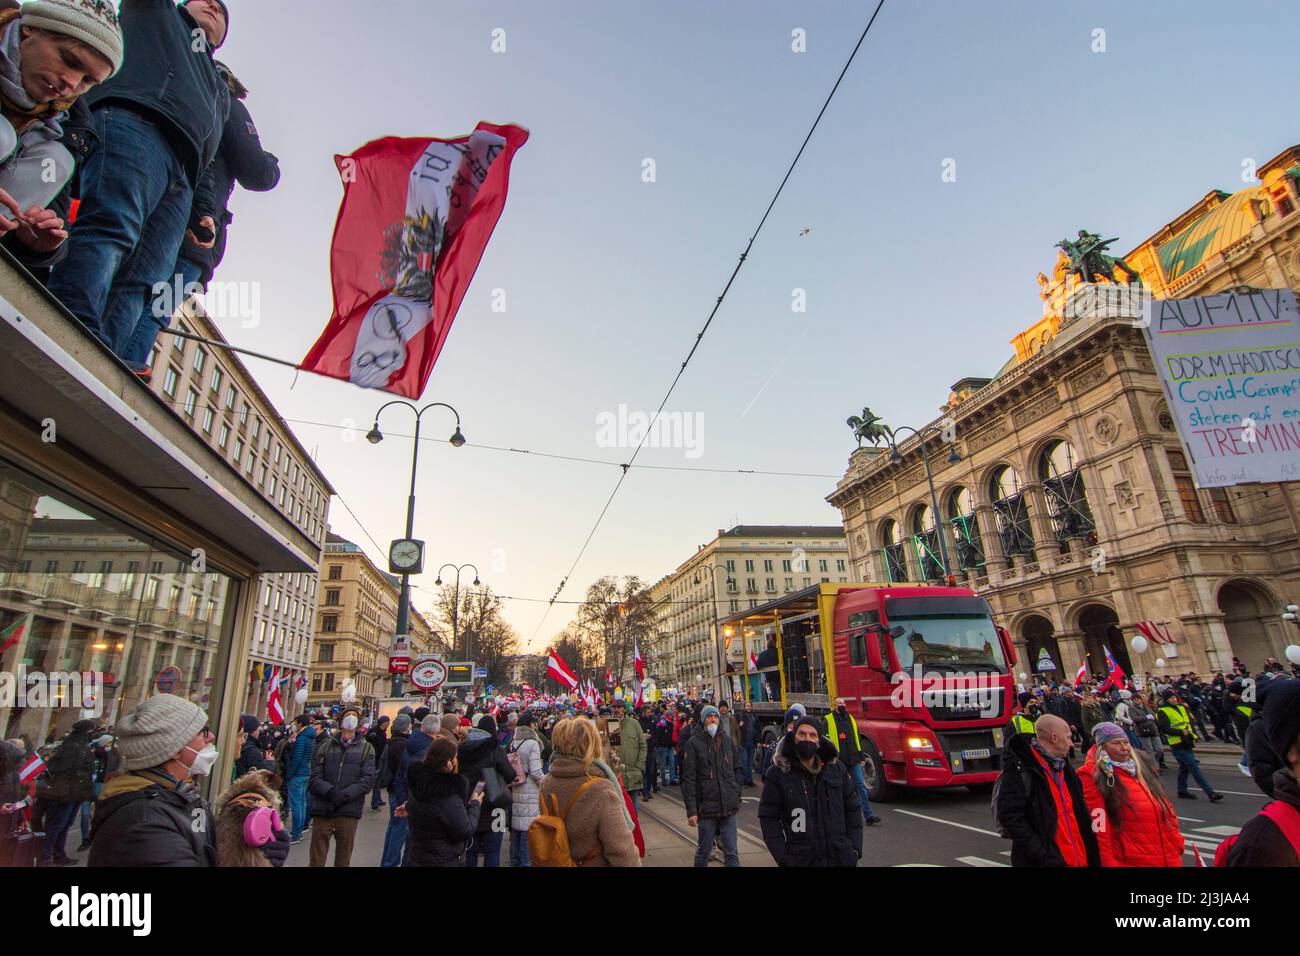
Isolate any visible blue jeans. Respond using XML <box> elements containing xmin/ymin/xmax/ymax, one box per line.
<box><xmin>122</xmin><ymin>255</ymin><xmax>203</xmax><ymax>366</ymax></box>
<box><xmin>465</xmin><ymin>830</ymin><xmax>504</xmax><ymax>867</ymax></box>
<box><xmin>370</xmin><ymin>774</ymin><xmax>386</xmax><ymax>809</ymax></box>
<box><xmin>47</xmin><ymin>107</ymin><xmax>193</xmax><ymax>361</ymax></box>
<box><xmin>739</xmin><ymin>743</ymin><xmax>755</xmax><ymax>784</ymax></box>
<box><xmin>380</xmin><ymin>802</ymin><xmax>408</xmax><ymax>868</ymax></box>
<box><xmin>695</xmin><ymin>815</ymin><xmax>739</xmax><ymax>867</ymax></box>
<box><xmin>1173</xmin><ymin>748</ymin><xmax>1216</xmax><ymax>796</ymax></box>
<box><xmin>510</xmin><ymin>830</ymin><xmax>531</xmax><ymax>867</ymax></box>
<box><xmin>657</xmin><ymin>747</ymin><xmax>677</xmax><ymax>786</ymax></box>
<box><xmin>288</xmin><ymin>777</ymin><xmax>309</xmax><ymax>841</ymax></box>
<box><xmin>850</xmin><ymin>763</ymin><xmax>877</xmax><ymax>820</ymax></box>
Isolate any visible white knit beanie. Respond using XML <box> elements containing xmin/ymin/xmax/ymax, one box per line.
<box><xmin>21</xmin><ymin>0</ymin><xmax>125</xmax><ymax>76</ymax></box>
<box><xmin>114</xmin><ymin>694</ymin><xmax>209</xmax><ymax>771</ymax></box>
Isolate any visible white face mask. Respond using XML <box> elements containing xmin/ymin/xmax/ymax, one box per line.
<box><xmin>182</xmin><ymin>743</ymin><xmax>219</xmax><ymax>778</ymax></box>
<box><xmin>706</xmin><ymin>723</ymin><xmax>719</xmax><ymax>737</ymax></box>
<box><xmin>341</xmin><ymin>715</ymin><xmax>359</xmax><ymax>732</ymax></box>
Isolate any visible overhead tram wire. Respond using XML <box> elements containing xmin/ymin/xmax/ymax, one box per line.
<box><xmin>526</xmin><ymin>1</ymin><xmax>890</xmax><ymax>645</ymax></box>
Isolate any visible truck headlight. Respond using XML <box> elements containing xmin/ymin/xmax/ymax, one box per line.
<box><xmin>906</xmin><ymin>736</ymin><xmax>934</xmax><ymax>751</ymax></box>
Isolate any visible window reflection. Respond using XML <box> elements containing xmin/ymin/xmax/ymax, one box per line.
<box><xmin>0</xmin><ymin>459</ymin><xmax>233</xmax><ymax>744</ymax></box>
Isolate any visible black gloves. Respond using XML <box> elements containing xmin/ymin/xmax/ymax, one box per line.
<box><xmin>260</xmin><ymin>828</ymin><xmax>290</xmax><ymax>867</ymax></box>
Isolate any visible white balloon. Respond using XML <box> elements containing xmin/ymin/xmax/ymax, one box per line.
<box><xmin>1131</xmin><ymin>635</ymin><xmax>1149</xmax><ymax>655</ymax></box>
<box><xmin>1155</xmin><ymin>658</ymin><xmax>1166</xmax><ymax>668</ymax></box>
<box><xmin>1286</xmin><ymin>644</ymin><xmax>1300</xmax><ymax>666</ymax></box>
<box><xmin>294</xmin><ymin>688</ymin><xmax>308</xmax><ymax>705</ymax></box>
<box><xmin>1019</xmin><ymin>673</ymin><xmax>1028</xmax><ymax>681</ymax></box>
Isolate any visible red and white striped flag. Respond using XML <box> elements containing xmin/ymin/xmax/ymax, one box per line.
<box><xmin>267</xmin><ymin>667</ymin><xmax>285</xmax><ymax>725</ymax></box>
<box><xmin>633</xmin><ymin>639</ymin><xmax>645</xmax><ymax>680</ymax></box>
<box><xmin>749</xmin><ymin>651</ymin><xmax>758</xmax><ymax>672</ymax></box>
<box><xmin>300</xmin><ymin>124</ymin><xmax>529</xmax><ymax>397</ymax></box>
<box><xmin>546</xmin><ymin>649</ymin><xmax>578</xmax><ymax>689</ymax></box>
<box><xmin>1135</xmin><ymin>620</ymin><xmax>1175</xmax><ymax>646</ymax></box>
<box><xmin>1074</xmin><ymin>660</ymin><xmax>1089</xmax><ymax>689</ymax></box>
<box><xmin>17</xmin><ymin>752</ymin><xmax>45</xmax><ymax>784</ymax></box>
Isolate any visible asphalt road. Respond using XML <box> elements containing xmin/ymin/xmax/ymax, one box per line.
<box><xmin>640</xmin><ymin>761</ymin><xmax>1269</xmax><ymax>867</ymax></box>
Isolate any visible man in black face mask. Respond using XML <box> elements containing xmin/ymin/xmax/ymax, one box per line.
<box><xmin>757</xmin><ymin>717</ymin><xmax>863</xmax><ymax>867</ymax></box>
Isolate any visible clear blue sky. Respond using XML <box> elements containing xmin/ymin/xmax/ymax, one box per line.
<box><xmin>208</xmin><ymin>0</ymin><xmax>1297</xmax><ymax>648</ymax></box>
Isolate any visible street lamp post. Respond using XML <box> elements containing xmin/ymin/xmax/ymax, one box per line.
<box><xmin>435</xmin><ymin>563</ymin><xmax>481</xmax><ymax>660</ymax></box>
<box><xmin>695</xmin><ymin>563</ymin><xmax>736</xmax><ymax>700</ymax></box>
<box><xmin>886</xmin><ymin>424</ymin><xmax>961</xmax><ymax>586</ymax></box>
<box><xmin>365</xmin><ymin>401</ymin><xmax>466</xmax><ymax>695</ymax></box>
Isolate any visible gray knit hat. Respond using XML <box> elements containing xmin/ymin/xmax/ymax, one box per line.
<box><xmin>21</xmin><ymin>0</ymin><xmax>125</xmax><ymax>76</ymax></box>
<box><xmin>114</xmin><ymin>694</ymin><xmax>208</xmax><ymax>771</ymax></box>
<box><xmin>700</xmin><ymin>705</ymin><xmax>720</xmax><ymax>722</ymax></box>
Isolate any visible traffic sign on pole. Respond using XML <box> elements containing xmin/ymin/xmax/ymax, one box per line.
<box><xmin>409</xmin><ymin>656</ymin><xmax>448</xmax><ymax>691</ymax></box>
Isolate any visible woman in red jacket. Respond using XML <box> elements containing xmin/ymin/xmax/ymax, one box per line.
<box><xmin>1080</xmin><ymin>721</ymin><xmax>1184</xmax><ymax>867</ymax></box>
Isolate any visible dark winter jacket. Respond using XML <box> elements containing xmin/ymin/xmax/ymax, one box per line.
<box><xmin>1247</xmin><ymin>721</ymin><xmax>1282</xmax><ymax>798</ymax></box>
<box><xmin>681</xmin><ymin>726</ymin><xmax>741</xmax><ymax>820</ymax></box>
<box><xmin>308</xmin><ymin>733</ymin><xmax>376</xmax><ymax>819</ymax></box>
<box><xmin>235</xmin><ymin>735</ymin><xmax>271</xmax><ymax>776</ymax></box>
<box><xmin>365</xmin><ymin>725</ymin><xmax>389</xmax><ymax>767</ymax></box>
<box><xmin>737</xmin><ymin>710</ymin><xmax>757</xmax><ymax>747</ymax></box>
<box><xmin>87</xmin><ymin>769</ymin><xmax>214</xmax><ymax>867</ymax></box>
<box><xmin>284</xmin><ymin>726</ymin><xmax>316</xmax><ymax>781</ymax></box>
<box><xmin>85</xmin><ymin>0</ymin><xmax>229</xmax><ymax>189</ymax></box>
<box><xmin>994</xmin><ymin>734</ymin><xmax>1100</xmax><ymax>867</ymax></box>
<box><xmin>457</xmin><ymin>728</ymin><xmax>518</xmax><ymax>834</ymax></box>
<box><xmin>652</xmin><ymin>716</ymin><xmax>678</xmax><ymax>750</ymax></box>
<box><xmin>403</xmin><ymin>763</ymin><xmax>482</xmax><ymax>867</ymax></box>
<box><xmin>1225</xmin><ymin>769</ymin><xmax>1300</xmax><ymax>867</ymax></box>
<box><xmin>392</xmin><ymin>729</ymin><xmax>434</xmax><ymax>808</ymax></box>
<box><xmin>41</xmin><ymin>727</ymin><xmax>96</xmax><ymax>802</ymax></box>
<box><xmin>757</xmin><ymin>734</ymin><xmax>862</xmax><ymax>867</ymax></box>
<box><xmin>181</xmin><ymin>91</ymin><xmax>279</xmax><ymax>283</ymax></box>
<box><xmin>381</xmin><ymin>730</ymin><xmax>410</xmax><ymax>794</ymax></box>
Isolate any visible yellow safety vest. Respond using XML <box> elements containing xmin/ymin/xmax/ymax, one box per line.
<box><xmin>824</xmin><ymin>711</ymin><xmax>861</xmax><ymax>754</ymax></box>
<box><xmin>1010</xmin><ymin>713</ymin><xmax>1036</xmax><ymax>736</ymax></box>
<box><xmin>1159</xmin><ymin>705</ymin><xmax>1196</xmax><ymax>747</ymax></box>
<box><xmin>1235</xmin><ymin>704</ymin><xmax>1252</xmax><ymax>719</ymax></box>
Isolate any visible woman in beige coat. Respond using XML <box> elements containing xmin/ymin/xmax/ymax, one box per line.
<box><xmin>537</xmin><ymin>717</ymin><xmax>640</xmax><ymax>867</ymax></box>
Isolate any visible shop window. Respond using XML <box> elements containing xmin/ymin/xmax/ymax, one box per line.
<box><xmin>0</xmin><ymin>457</ymin><xmax>233</xmax><ymax>741</ymax></box>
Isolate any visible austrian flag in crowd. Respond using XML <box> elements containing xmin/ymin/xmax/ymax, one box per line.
<box><xmin>300</xmin><ymin>123</ymin><xmax>529</xmax><ymax>397</ymax></box>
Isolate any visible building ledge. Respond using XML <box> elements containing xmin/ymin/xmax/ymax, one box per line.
<box><xmin>0</xmin><ymin>253</ymin><xmax>319</xmax><ymax>573</ymax></box>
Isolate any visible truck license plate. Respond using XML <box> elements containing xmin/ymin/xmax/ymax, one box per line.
<box><xmin>961</xmin><ymin>748</ymin><xmax>990</xmax><ymax>760</ymax></box>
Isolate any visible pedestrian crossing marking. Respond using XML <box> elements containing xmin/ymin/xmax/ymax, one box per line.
<box><xmin>892</xmin><ymin>808</ymin><xmax>1002</xmax><ymax>838</ymax></box>
<box><xmin>1192</xmin><ymin>825</ymin><xmax>1244</xmax><ymax>837</ymax></box>
<box><xmin>957</xmin><ymin>856</ymin><xmax>1009</xmax><ymax>867</ymax></box>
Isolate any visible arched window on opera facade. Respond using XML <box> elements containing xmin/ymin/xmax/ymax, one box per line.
<box><xmin>911</xmin><ymin>504</ymin><xmax>943</xmax><ymax>582</ymax></box>
<box><xmin>989</xmin><ymin>465</ymin><xmax>1034</xmax><ymax>558</ymax></box>
<box><xmin>1039</xmin><ymin>439</ymin><xmax>1097</xmax><ymax>548</ymax></box>
<box><xmin>880</xmin><ymin>519</ymin><xmax>908</xmax><ymax>583</ymax></box>
<box><xmin>947</xmin><ymin>486</ymin><xmax>985</xmax><ymax>572</ymax></box>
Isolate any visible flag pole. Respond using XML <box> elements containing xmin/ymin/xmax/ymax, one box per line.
<box><xmin>157</xmin><ymin>327</ymin><xmax>303</xmax><ymax>371</ymax></box>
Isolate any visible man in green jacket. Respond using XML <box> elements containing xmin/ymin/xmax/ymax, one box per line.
<box><xmin>610</xmin><ymin>699</ymin><xmax>646</xmax><ymax>810</ymax></box>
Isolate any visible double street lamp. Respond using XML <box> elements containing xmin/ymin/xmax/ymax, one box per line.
<box><xmin>365</xmin><ymin>401</ymin><xmax>465</xmax><ymax>695</ymax></box>
<box><xmin>886</xmin><ymin>423</ymin><xmax>961</xmax><ymax>587</ymax></box>
<box><xmin>435</xmin><ymin>563</ymin><xmax>480</xmax><ymax>661</ymax></box>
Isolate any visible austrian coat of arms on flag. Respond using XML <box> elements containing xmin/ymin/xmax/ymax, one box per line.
<box><xmin>300</xmin><ymin>123</ymin><xmax>529</xmax><ymax>397</ymax></box>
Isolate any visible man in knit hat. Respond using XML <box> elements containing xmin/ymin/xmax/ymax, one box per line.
<box><xmin>48</xmin><ymin>0</ymin><xmax>231</xmax><ymax>370</ymax></box>
<box><xmin>0</xmin><ymin>0</ymin><xmax>120</xmax><ymax>266</ymax></box>
<box><xmin>681</xmin><ymin>704</ymin><xmax>742</xmax><ymax>866</ymax></box>
<box><xmin>87</xmin><ymin>693</ymin><xmax>288</xmax><ymax>867</ymax></box>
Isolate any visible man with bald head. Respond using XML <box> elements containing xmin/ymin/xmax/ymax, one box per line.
<box><xmin>994</xmin><ymin>713</ymin><xmax>1099</xmax><ymax>867</ymax></box>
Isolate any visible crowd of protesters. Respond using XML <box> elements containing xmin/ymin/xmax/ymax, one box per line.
<box><xmin>0</xmin><ymin>0</ymin><xmax>278</xmax><ymax>377</ymax></box>
<box><xmin>3</xmin><ymin>653</ymin><xmax>1297</xmax><ymax>868</ymax></box>
<box><xmin>997</xmin><ymin>660</ymin><xmax>1300</xmax><ymax>867</ymax></box>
